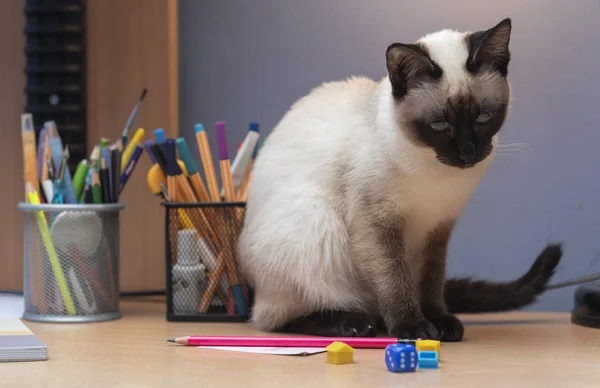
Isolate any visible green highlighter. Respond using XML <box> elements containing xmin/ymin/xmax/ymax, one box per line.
<box><xmin>72</xmin><ymin>159</ymin><xmax>89</xmax><ymax>200</ymax></box>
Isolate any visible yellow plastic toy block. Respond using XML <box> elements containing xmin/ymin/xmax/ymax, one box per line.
<box><xmin>326</xmin><ymin>341</ymin><xmax>355</xmax><ymax>364</ymax></box>
<box><xmin>416</xmin><ymin>340</ymin><xmax>441</xmax><ymax>360</ymax></box>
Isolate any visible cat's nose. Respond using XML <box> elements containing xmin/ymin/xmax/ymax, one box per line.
<box><xmin>457</xmin><ymin>142</ymin><xmax>478</xmax><ymax>163</ymax></box>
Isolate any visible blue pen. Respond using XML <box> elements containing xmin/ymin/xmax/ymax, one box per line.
<box><xmin>119</xmin><ymin>144</ymin><xmax>144</xmax><ymax>194</ymax></box>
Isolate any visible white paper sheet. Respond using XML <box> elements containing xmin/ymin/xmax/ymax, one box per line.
<box><xmin>197</xmin><ymin>346</ymin><xmax>326</xmax><ymax>356</ymax></box>
<box><xmin>0</xmin><ymin>295</ymin><xmax>23</xmax><ymax>318</ymax></box>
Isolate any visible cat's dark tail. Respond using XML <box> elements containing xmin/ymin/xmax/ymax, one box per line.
<box><xmin>444</xmin><ymin>244</ymin><xmax>563</xmax><ymax>314</ymax></box>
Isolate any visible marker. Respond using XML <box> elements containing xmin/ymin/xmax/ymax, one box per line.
<box><xmin>225</xmin><ymin>121</ymin><xmax>260</xmax><ymax>195</ymax></box>
<box><xmin>168</xmin><ymin>336</ymin><xmax>422</xmax><ymax>349</ymax></box>
<box><xmin>236</xmin><ymin>141</ymin><xmax>260</xmax><ymax>202</ymax></box>
<box><xmin>119</xmin><ymin>143</ymin><xmax>144</xmax><ymax>194</ymax></box>
<box><xmin>154</xmin><ymin>128</ymin><xmax>166</xmax><ymax>144</ymax></box>
<box><xmin>121</xmin><ymin>128</ymin><xmax>145</xmax><ymax>173</ymax></box>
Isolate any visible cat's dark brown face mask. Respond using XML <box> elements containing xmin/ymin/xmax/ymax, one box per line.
<box><xmin>386</xmin><ymin>19</ymin><xmax>512</xmax><ymax>169</ymax></box>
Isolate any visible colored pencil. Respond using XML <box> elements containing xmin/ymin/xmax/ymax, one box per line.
<box><xmin>168</xmin><ymin>335</ymin><xmax>416</xmax><ymax>349</ymax></box>
<box><xmin>195</xmin><ymin>123</ymin><xmax>221</xmax><ymax>202</ymax></box>
<box><xmin>21</xmin><ymin>113</ymin><xmax>39</xmax><ymax>197</ymax></box>
<box><xmin>92</xmin><ymin>170</ymin><xmax>103</xmax><ymax>204</ymax></box>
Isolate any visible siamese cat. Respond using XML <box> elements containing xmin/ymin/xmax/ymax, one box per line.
<box><xmin>237</xmin><ymin>18</ymin><xmax>562</xmax><ymax>341</ymax></box>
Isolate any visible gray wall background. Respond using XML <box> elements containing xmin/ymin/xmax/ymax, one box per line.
<box><xmin>178</xmin><ymin>0</ymin><xmax>600</xmax><ymax>312</ymax></box>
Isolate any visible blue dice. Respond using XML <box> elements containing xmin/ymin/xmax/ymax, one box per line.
<box><xmin>385</xmin><ymin>344</ymin><xmax>417</xmax><ymax>373</ymax></box>
<box><xmin>418</xmin><ymin>350</ymin><xmax>439</xmax><ymax>369</ymax></box>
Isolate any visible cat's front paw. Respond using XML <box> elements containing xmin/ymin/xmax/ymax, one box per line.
<box><xmin>389</xmin><ymin>319</ymin><xmax>439</xmax><ymax>340</ymax></box>
<box><xmin>428</xmin><ymin>314</ymin><xmax>464</xmax><ymax>342</ymax></box>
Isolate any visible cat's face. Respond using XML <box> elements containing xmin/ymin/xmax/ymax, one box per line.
<box><xmin>386</xmin><ymin>19</ymin><xmax>512</xmax><ymax>169</ymax></box>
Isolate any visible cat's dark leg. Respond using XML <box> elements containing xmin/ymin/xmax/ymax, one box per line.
<box><xmin>419</xmin><ymin>220</ymin><xmax>464</xmax><ymax>342</ymax></box>
<box><xmin>277</xmin><ymin>311</ymin><xmax>377</xmax><ymax>337</ymax></box>
<box><xmin>351</xmin><ymin>212</ymin><xmax>439</xmax><ymax>340</ymax></box>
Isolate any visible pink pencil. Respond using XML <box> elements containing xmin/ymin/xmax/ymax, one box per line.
<box><xmin>168</xmin><ymin>335</ymin><xmax>420</xmax><ymax>349</ymax></box>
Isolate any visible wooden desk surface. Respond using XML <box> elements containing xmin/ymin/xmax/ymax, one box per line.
<box><xmin>6</xmin><ymin>299</ymin><xmax>600</xmax><ymax>388</ymax></box>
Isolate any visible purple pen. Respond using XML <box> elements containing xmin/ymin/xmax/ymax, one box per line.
<box><xmin>143</xmin><ymin>139</ymin><xmax>157</xmax><ymax>164</ymax></box>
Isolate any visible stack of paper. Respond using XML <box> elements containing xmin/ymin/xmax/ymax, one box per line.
<box><xmin>0</xmin><ymin>318</ymin><xmax>47</xmax><ymax>362</ymax></box>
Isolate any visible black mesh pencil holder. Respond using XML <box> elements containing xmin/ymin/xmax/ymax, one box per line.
<box><xmin>163</xmin><ymin>202</ymin><xmax>253</xmax><ymax>322</ymax></box>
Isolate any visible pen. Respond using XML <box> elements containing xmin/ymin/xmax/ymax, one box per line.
<box><xmin>215</xmin><ymin>121</ymin><xmax>246</xmax><ymax>315</ymax></box>
<box><xmin>176</xmin><ymin>137</ymin><xmax>210</xmax><ymax>201</ymax></box>
<box><xmin>121</xmin><ymin>128</ymin><xmax>145</xmax><ymax>173</ymax></box>
<box><xmin>119</xmin><ymin>143</ymin><xmax>144</xmax><ymax>194</ymax></box>
<box><xmin>195</xmin><ymin>123</ymin><xmax>221</xmax><ymax>202</ymax></box>
<box><xmin>168</xmin><ymin>336</ymin><xmax>421</xmax><ymax>349</ymax></box>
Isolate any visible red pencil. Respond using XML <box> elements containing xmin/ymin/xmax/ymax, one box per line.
<box><xmin>168</xmin><ymin>335</ymin><xmax>420</xmax><ymax>349</ymax></box>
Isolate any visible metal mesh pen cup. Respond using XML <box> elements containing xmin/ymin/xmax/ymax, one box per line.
<box><xmin>18</xmin><ymin>203</ymin><xmax>124</xmax><ymax>323</ymax></box>
<box><xmin>163</xmin><ymin>202</ymin><xmax>252</xmax><ymax>322</ymax></box>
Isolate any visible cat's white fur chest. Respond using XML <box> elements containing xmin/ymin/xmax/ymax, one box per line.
<box><xmin>399</xmin><ymin>166</ymin><xmax>487</xmax><ymax>280</ymax></box>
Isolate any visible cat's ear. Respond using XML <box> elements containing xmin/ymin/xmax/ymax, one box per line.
<box><xmin>386</xmin><ymin>43</ymin><xmax>442</xmax><ymax>98</ymax></box>
<box><xmin>467</xmin><ymin>18</ymin><xmax>512</xmax><ymax>76</ymax></box>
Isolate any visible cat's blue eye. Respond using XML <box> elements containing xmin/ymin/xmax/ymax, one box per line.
<box><xmin>430</xmin><ymin>121</ymin><xmax>449</xmax><ymax>132</ymax></box>
<box><xmin>476</xmin><ymin>111</ymin><xmax>492</xmax><ymax>124</ymax></box>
